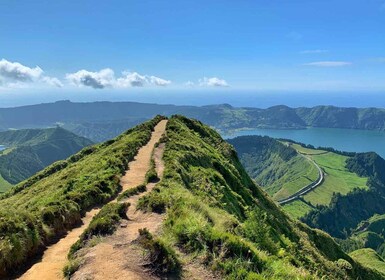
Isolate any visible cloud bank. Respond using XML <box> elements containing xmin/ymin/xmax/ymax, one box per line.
<box><xmin>0</xmin><ymin>59</ymin><xmax>63</xmax><ymax>87</ymax></box>
<box><xmin>66</xmin><ymin>69</ymin><xmax>171</xmax><ymax>89</ymax></box>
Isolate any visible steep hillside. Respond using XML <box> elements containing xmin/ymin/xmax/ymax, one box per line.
<box><xmin>3</xmin><ymin>101</ymin><xmax>385</xmax><ymax>141</ymax></box>
<box><xmin>303</xmin><ymin>152</ymin><xmax>385</xmax><ymax>238</ymax></box>
<box><xmin>0</xmin><ymin>116</ymin><xmax>164</xmax><ymax>276</ymax></box>
<box><xmin>0</xmin><ymin>127</ymin><xmax>93</xmax><ymax>191</ymax></box>
<box><xmin>0</xmin><ymin>116</ymin><xmax>382</xmax><ymax>279</ymax></box>
<box><xmin>350</xmin><ymin>248</ymin><xmax>385</xmax><ymax>276</ymax></box>
<box><xmin>228</xmin><ymin>136</ymin><xmax>319</xmax><ymax>201</ymax></box>
<box><xmin>133</xmin><ymin>116</ymin><xmax>381</xmax><ymax>279</ymax></box>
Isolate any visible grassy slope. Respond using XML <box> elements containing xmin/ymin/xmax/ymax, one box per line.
<box><xmin>350</xmin><ymin>248</ymin><xmax>385</xmax><ymax>276</ymax></box>
<box><xmin>0</xmin><ymin>127</ymin><xmax>93</xmax><ymax>188</ymax></box>
<box><xmin>229</xmin><ymin>136</ymin><xmax>318</xmax><ymax>201</ymax></box>
<box><xmin>138</xmin><ymin>116</ymin><xmax>381</xmax><ymax>279</ymax></box>
<box><xmin>303</xmin><ymin>152</ymin><xmax>368</xmax><ymax>206</ymax></box>
<box><xmin>282</xmin><ymin>200</ymin><xmax>314</xmax><ymax>220</ymax></box>
<box><xmin>0</xmin><ymin>116</ymin><xmax>164</xmax><ymax>276</ymax></box>
<box><xmin>0</xmin><ymin>174</ymin><xmax>12</xmax><ymax>192</ymax></box>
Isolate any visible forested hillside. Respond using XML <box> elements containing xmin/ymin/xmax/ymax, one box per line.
<box><xmin>0</xmin><ymin>127</ymin><xmax>93</xmax><ymax>191</ymax></box>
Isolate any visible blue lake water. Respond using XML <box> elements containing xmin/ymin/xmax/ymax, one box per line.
<box><xmin>222</xmin><ymin>127</ymin><xmax>385</xmax><ymax>159</ymax></box>
<box><xmin>0</xmin><ymin>145</ymin><xmax>5</xmax><ymax>151</ymax></box>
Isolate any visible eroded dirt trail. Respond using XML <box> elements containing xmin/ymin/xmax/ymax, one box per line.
<box><xmin>18</xmin><ymin>120</ymin><xmax>168</xmax><ymax>280</ymax></box>
<box><xmin>72</xmin><ymin>142</ymin><xmax>167</xmax><ymax>280</ymax></box>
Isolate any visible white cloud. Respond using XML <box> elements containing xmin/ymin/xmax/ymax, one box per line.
<box><xmin>300</xmin><ymin>50</ymin><xmax>329</xmax><ymax>54</ymax></box>
<box><xmin>66</xmin><ymin>68</ymin><xmax>115</xmax><ymax>89</ymax></box>
<box><xmin>149</xmin><ymin>75</ymin><xmax>171</xmax><ymax>86</ymax></box>
<box><xmin>67</xmin><ymin>69</ymin><xmax>171</xmax><ymax>89</ymax></box>
<box><xmin>41</xmin><ymin>76</ymin><xmax>64</xmax><ymax>88</ymax></box>
<box><xmin>303</xmin><ymin>61</ymin><xmax>352</xmax><ymax>67</ymax></box>
<box><xmin>116</xmin><ymin>71</ymin><xmax>147</xmax><ymax>87</ymax></box>
<box><xmin>199</xmin><ymin>77</ymin><xmax>229</xmax><ymax>87</ymax></box>
<box><xmin>0</xmin><ymin>59</ymin><xmax>62</xmax><ymax>88</ymax></box>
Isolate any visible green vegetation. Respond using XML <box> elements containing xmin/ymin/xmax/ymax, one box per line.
<box><xmin>137</xmin><ymin>116</ymin><xmax>381</xmax><ymax>279</ymax></box>
<box><xmin>145</xmin><ymin>158</ymin><xmax>158</xmax><ymax>183</ymax></box>
<box><xmin>137</xmin><ymin>228</ymin><xmax>181</xmax><ymax>277</ymax></box>
<box><xmin>117</xmin><ymin>184</ymin><xmax>147</xmax><ymax>201</ymax></box>
<box><xmin>228</xmin><ymin>136</ymin><xmax>318</xmax><ymax>201</ymax></box>
<box><xmin>282</xmin><ymin>199</ymin><xmax>314</xmax><ymax>219</ymax></box>
<box><xmin>302</xmin><ymin>151</ymin><xmax>368</xmax><ymax>206</ymax></box>
<box><xmin>68</xmin><ymin>202</ymin><xmax>129</xmax><ymax>258</ymax></box>
<box><xmin>0</xmin><ymin>116</ymin><xmax>164</xmax><ymax>277</ymax></box>
<box><xmin>0</xmin><ymin>174</ymin><xmax>12</xmax><ymax>193</ymax></box>
<box><xmin>350</xmin><ymin>248</ymin><xmax>385</xmax><ymax>276</ymax></box>
<box><xmin>303</xmin><ymin>152</ymin><xmax>385</xmax><ymax>239</ymax></box>
<box><xmin>0</xmin><ymin>127</ymin><xmax>93</xmax><ymax>191</ymax></box>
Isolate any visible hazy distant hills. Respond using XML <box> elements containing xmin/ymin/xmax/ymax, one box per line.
<box><xmin>1</xmin><ymin>100</ymin><xmax>385</xmax><ymax>142</ymax></box>
<box><xmin>0</xmin><ymin>127</ymin><xmax>93</xmax><ymax>191</ymax></box>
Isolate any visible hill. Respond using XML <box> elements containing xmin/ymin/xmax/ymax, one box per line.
<box><xmin>228</xmin><ymin>136</ymin><xmax>319</xmax><ymax>201</ymax></box>
<box><xmin>350</xmin><ymin>248</ymin><xmax>385</xmax><ymax>276</ymax></box>
<box><xmin>0</xmin><ymin>127</ymin><xmax>93</xmax><ymax>191</ymax></box>
<box><xmin>1</xmin><ymin>116</ymin><xmax>382</xmax><ymax>279</ymax></box>
<box><xmin>3</xmin><ymin>101</ymin><xmax>385</xmax><ymax>142</ymax></box>
<box><xmin>228</xmin><ymin>136</ymin><xmax>369</xmax><ymax>219</ymax></box>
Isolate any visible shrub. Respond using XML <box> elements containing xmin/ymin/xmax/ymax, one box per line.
<box><xmin>69</xmin><ymin>202</ymin><xmax>129</xmax><ymax>258</ymax></box>
<box><xmin>137</xmin><ymin>228</ymin><xmax>181</xmax><ymax>276</ymax></box>
<box><xmin>117</xmin><ymin>184</ymin><xmax>146</xmax><ymax>201</ymax></box>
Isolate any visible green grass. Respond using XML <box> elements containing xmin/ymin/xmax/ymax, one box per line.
<box><xmin>0</xmin><ymin>174</ymin><xmax>12</xmax><ymax>193</ymax></box>
<box><xmin>282</xmin><ymin>200</ymin><xmax>314</xmax><ymax>219</ymax></box>
<box><xmin>137</xmin><ymin>116</ymin><xmax>382</xmax><ymax>280</ymax></box>
<box><xmin>230</xmin><ymin>137</ymin><xmax>319</xmax><ymax>201</ymax></box>
<box><xmin>0</xmin><ymin>116</ymin><xmax>165</xmax><ymax>276</ymax></box>
<box><xmin>290</xmin><ymin>143</ymin><xmax>326</xmax><ymax>155</ymax></box>
<box><xmin>117</xmin><ymin>184</ymin><xmax>147</xmax><ymax>201</ymax></box>
<box><xmin>302</xmin><ymin>152</ymin><xmax>368</xmax><ymax>206</ymax></box>
<box><xmin>271</xmin><ymin>155</ymin><xmax>318</xmax><ymax>201</ymax></box>
<box><xmin>68</xmin><ymin>202</ymin><xmax>129</xmax><ymax>258</ymax></box>
<box><xmin>350</xmin><ymin>248</ymin><xmax>385</xmax><ymax>276</ymax></box>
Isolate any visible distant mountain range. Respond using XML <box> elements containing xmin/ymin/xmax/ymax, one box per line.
<box><xmin>1</xmin><ymin>100</ymin><xmax>385</xmax><ymax>142</ymax></box>
<box><xmin>0</xmin><ymin>127</ymin><xmax>93</xmax><ymax>191</ymax></box>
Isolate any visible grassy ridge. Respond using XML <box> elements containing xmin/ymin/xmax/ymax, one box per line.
<box><xmin>137</xmin><ymin>116</ymin><xmax>381</xmax><ymax>279</ymax></box>
<box><xmin>0</xmin><ymin>116</ymin><xmax>164</xmax><ymax>276</ymax></box>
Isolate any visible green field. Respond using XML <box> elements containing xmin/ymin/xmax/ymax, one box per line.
<box><xmin>303</xmin><ymin>152</ymin><xmax>368</xmax><ymax>206</ymax></box>
<box><xmin>282</xmin><ymin>199</ymin><xmax>314</xmax><ymax>219</ymax></box>
<box><xmin>282</xmin><ymin>144</ymin><xmax>369</xmax><ymax>217</ymax></box>
<box><xmin>271</xmin><ymin>155</ymin><xmax>319</xmax><ymax>201</ymax></box>
<box><xmin>0</xmin><ymin>174</ymin><xmax>12</xmax><ymax>193</ymax></box>
<box><xmin>350</xmin><ymin>248</ymin><xmax>385</xmax><ymax>276</ymax></box>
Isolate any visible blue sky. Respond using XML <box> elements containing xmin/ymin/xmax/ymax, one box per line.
<box><xmin>0</xmin><ymin>0</ymin><xmax>385</xmax><ymax>102</ymax></box>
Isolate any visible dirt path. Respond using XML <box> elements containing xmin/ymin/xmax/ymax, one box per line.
<box><xmin>18</xmin><ymin>120</ymin><xmax>168</xmax><ymax>280</ymax></box>
<box><xmin>72</xmin><ymin>142</ymin><xmax>167</xmax><ymax>280</ymax></box>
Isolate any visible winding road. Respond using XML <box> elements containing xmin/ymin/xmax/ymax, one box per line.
<box><xmin>278</xmin><ymin>153</ymin><xmax>324</xmax><ymax>205</ymax></box>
